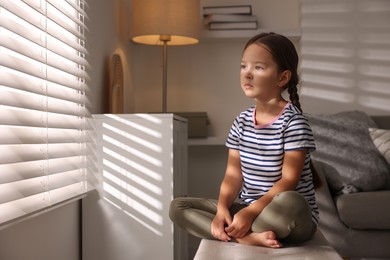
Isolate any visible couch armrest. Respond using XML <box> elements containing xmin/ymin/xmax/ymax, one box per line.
<box><xmin>313</xmin><ymin>160</ymin><xmax>390</xmax><ymax>258</ymax></box>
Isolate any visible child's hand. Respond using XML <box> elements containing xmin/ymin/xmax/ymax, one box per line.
<box><xmin>225</xmin><ymin>209</ymin><xmax>256</xmax><ymax>238</ymax></box>
<box><xmin>211</xmin><ymin>209</ymin><xmax>233</xmax><ymax>241</ymax></box>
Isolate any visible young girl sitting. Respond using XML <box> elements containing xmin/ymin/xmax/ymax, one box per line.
<box><xmin>170</xmin><ymin>32</ymin><xmax>319</xmax><ymax>248</ymax></box>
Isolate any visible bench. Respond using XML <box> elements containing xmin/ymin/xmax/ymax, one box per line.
<box><xmin>194</xmin><ymin>230</ymin><xmax>342</xmax><ymax>259</ymax></box>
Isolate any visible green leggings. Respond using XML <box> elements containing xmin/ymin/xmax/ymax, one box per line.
<box><xmin>169</xmin><ymin>191</ymin><xmax>316</xmax><ymax>243</ymax></box>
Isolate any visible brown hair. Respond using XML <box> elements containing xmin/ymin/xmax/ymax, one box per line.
<box><xmin>244</xmin><ymin>32</ymin><xmax>301</xmax><ymax>112</ymax></box>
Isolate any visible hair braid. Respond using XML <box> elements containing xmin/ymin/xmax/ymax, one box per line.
<box><xmin>288</xmin><ymin>83</ymin><xmax>301</xmax><ymax>112</ymax></box>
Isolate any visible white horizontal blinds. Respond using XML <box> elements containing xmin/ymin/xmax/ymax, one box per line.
<box><xmin>0</xmin><ymin>0</ymin><xmax>94</xmax><ymax>226</ymax></box>
<box><xmin>300</xmin><ymin>0</ymin><xmax>390</xmax><ymax>110</ymax></box>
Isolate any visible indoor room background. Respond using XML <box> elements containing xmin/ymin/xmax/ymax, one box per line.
<box><xmin>0</xmin><ymin>0</ymin><xmax>389</xmax><ymax>259</ymax></box>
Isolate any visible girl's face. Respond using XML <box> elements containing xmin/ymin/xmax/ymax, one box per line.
<box><xmin>240</xmin><ymin>43</ymin><xmax>286</xmax><ymax>102</ymax></box>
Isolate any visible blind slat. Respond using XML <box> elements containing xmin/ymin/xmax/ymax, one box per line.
<box><xmin>0</xmin><ymin>156</ymin><xmax>96</xmax><ymax>187</ymax></box>
<box><xmin>3</xmin><ymin>0</ymin><xmax>88</xmax><ymax>43</ymax></box>
<box><xmin>0</xmin><ymin>47</ymin><xmax>46</xmax><ymax>80</ymax></box>
<box><xmin>0</xmin><ymin>183</ymin><xmax>87</xmax><ymax>227</ymax></box>
<box><xmin>0</xmin><ymin>193</ymin><xmax>51</xmax><ymax>225</ymax></box>
<box><xmin>0</xmin><ymin>86</ymin><xmax>86</xmax><ymax>116</ymax></box>
<box><xmin>0</xmin><ymin>4</ymin><xmax>87</xmax><ymax>70</ymax></box>
<box><xmin>0</xmin><ymin>1</ymin><xmax>46</xmax><ymax>32</ymax></box>
<box><xmin>0</xmin><ymin>170</ymin><xmax>85</xmax><ymax>204</ymax></box>
<box><xmin>0</xmin><ymin>156</ymin><xmax>87</xmax><ymax>184</ymax></box>
<box><xmin>0</xmin><ymin>176</ymin><xmax>48</xmax><ymax>204</ymax></box>
<box><xmin>0</xmin><ymin>106</ymin><xmax>86</xmax><ymax>129</ymax></box>
<box><xmin>0</xmin><ymin>6</ymin><xmax>46</xmax><ymax>47</ymax></box>
<box><xmin>0</xmin><ymin>67</ymin><xmax>86</xmax><ymax>96</ymax></box>
<box><xmin>0</xmin><ymin>143</ymin><xmax>86</xmax><ymax>164</ymax></box>
<box><xmin>0</xmin><ymin>46</ymin><xmax>86</xmax><ymax>85</ymax></box>
<box><xmin>0</xmin><ymin>125</ymin><xmax>93</xmax><ymax>145</ymax></box>
<box><xmin>47</xmin><ymin>3</ymin><xmax>84</xmax><ymax>39</ymax></box>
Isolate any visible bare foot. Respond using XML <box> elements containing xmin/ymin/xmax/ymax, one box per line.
<box><xmin>235</xmin><ymin>231</ymin><xmax>283</xmax><ymax>248</ymax></box>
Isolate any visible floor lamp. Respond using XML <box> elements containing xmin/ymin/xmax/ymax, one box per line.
<box><xmin>131</xmin><ymin>0</ymin><xmax>200</xmax><ymax>113</ymax></box>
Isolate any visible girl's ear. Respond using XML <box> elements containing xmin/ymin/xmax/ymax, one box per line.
<box><xmin>278</xmin><ymin>70</ymin><xmax>292</xmax><ymax>88</ymax></box>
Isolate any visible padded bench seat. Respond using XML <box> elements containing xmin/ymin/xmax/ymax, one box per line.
<box><xmin>194</xmin><ymin>230</ymin><xmax>342</xmax><ymax>260</ymax></box>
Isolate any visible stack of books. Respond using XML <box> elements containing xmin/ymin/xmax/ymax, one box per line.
<box><xmin>203</xmin><ymin>5</ymin><xmax>258</xmax><ymax>30</ymax></box>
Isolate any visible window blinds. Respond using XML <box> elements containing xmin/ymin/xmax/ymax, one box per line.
<box><xmin>300</xmin><ymin>0</ymin><xmax>390</xmax><ymax>110</ymax></box>
<box><xmin>0</xmin><ymin>0</ymin><xmax>95</xmax><ymax>227</ymax></box>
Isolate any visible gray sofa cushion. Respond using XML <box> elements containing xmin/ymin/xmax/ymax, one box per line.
<box><xmin>306</xmin><ymin>111</ymin><xmax>390</xmax><ymax>195</ymax></box>
<box><xmin>336</xmin><ymin>190</ymin><xmax>390</xmax><ymax>230</ymax></box>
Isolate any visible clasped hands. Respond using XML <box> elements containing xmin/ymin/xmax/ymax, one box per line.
<box><xmin>211</xmin><ymin>207</ymin><xmax>257</xmax><ymax>241</ymax></box>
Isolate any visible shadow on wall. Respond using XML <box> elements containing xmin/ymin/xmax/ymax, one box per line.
<box><xmin>98</xmin><ymin>114</ymin><xmax>166</xmax><ymax>237</ymax></box>
<box><xmin>85</xmin><ymin>113</ymin><xmax>188</xmax><ymax>260</ymax></box>
<box><xmin>300</xmin><ymin>0</ymin><xmax>390</xmax><ymax>114</ymax></box>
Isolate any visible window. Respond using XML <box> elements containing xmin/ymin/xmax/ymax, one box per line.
<box><xmin>0</xmin><ymin>0</ymin><xmax>94</xmax><ymax>227</ymax></box>
<box><xmin>300</xmin><ymin>0</ymin><xmax>390</xmax><ymax>113</ymax></box>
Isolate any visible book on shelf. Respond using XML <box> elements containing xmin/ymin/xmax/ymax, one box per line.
<box><xmin>208</xmin><ymin>21</ymin><xmax>258</xmax><ymax>30</ymax></box>
<box><xmin>203</xmin><ymin>14</ymin><xmax>257</xmax><ymax>25</ymax></box>
<box><xmin>203</xmin><ymin>5</ymin><xmax>252</xmax><ymax>16</ymax></box>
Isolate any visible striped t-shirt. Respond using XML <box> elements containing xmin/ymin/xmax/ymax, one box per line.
<box><xmin>226</xmin><ymin>102</ymin><xmax>319</xmax><ymax>224</ymax></box>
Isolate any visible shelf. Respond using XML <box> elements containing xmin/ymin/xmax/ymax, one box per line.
<box><xmin>200</xmin><ymin>0</ymin><xmax>301</xmax><ymax>41</ymax></box>
<box><xmin>188</xmin><ymin>137</ymin><xmax>226</xmax><ymax>146</ymax></box>
<box><xmin>200</xmin><ymin>28</ymin><xmax>302</xmax><ymax>41</ymax></box>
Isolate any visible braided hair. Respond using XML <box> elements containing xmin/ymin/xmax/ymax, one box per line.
<box><xmin>243</xmin><ymin>32</ymin><xmax>302</xmax><ymax>111</ymax></box>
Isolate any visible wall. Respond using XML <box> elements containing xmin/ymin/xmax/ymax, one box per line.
<box><xmin>87</xmin><ymin>0</ymin><xmax>134</xmax><ymax>114</ymax></box>
<box><xmin>0</xmin><ymin>202</ymin><xmax>80</xmax><ymax>260</ymax></box>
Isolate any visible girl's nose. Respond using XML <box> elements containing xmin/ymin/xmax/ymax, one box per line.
<box><xmin>245</xmin><ymin>71</ymin><xmax>253</xmax><ymax>79</ymax></box>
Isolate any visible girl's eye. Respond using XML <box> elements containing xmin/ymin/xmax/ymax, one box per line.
<box><xmin>240</xmin><ymin>64</ymin><xmax>246</xmax><ymax>69</ymax></box>
<box><xmin>255</xmin><ymin>66</ymin><xmax>263</xmax><ymax>70</ymax></box>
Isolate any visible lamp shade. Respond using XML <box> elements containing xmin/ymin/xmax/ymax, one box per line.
<box><xmin>131</xmin><ymin>0</ymin><xmax>200</xmax><ymax>46</ymax></box>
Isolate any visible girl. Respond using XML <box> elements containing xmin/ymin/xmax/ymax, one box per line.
<box><xmin>170</xmin><ymin>32</ymin><xmax>319</xmax><ymax>248</ymax></box>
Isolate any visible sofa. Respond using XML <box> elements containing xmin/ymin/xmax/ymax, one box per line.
<box><xmin>307</xmin><ymin>111</ymin><xmax>390</xmax><ymax>259</ymax></box>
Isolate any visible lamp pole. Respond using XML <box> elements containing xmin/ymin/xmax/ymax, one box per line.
<box><xmin>131</xmin><ymin>0</ymin><xmax>200</xmax><ymax>113</ymax></box>
<box><xmin>160</xmin><ymin>35</ymin><xmax>171</xmax><ymax>113</ymax></box>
